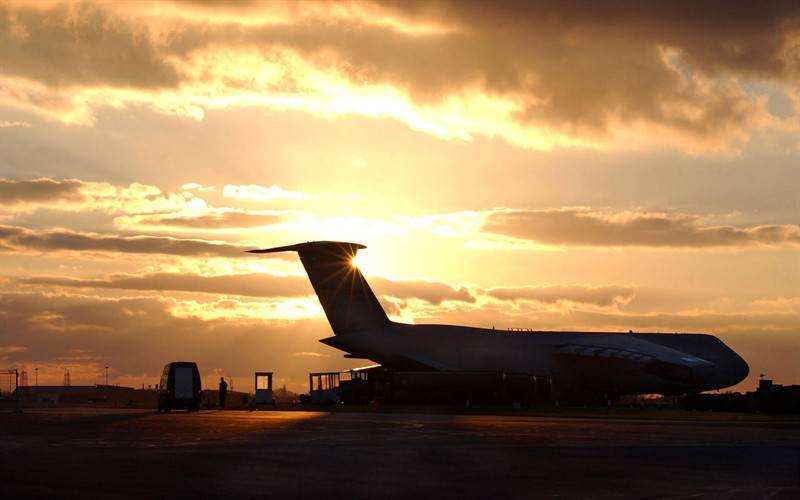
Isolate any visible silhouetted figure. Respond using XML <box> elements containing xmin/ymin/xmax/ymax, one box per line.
<box><xmin>219</xmin><ymin>377</ymin><xmax>228</xmax><ymax>410</ymax></box>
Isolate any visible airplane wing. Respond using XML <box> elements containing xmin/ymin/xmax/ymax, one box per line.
<box><xmin>555</xmin><ymin>342</ymin><xmax>715</xmax><ymax>384</ymax></box>
<box><xmin>556</xmin><ymin>344</ymin><xmax>712</xmax><ymax>367</ymax></box>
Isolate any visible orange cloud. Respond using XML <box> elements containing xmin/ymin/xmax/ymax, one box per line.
<box><xmin>0</xmin><ymin>178</ymin><xmax>85</xmax><ymax>205</ymax></box>
<box><xmin>0</xmin><ymin>225</ymin><xmax>261</xmax><ymax>258</ymax></box>
<box><xmin>485</xmin><ymin>285</ymin><xmax>635</xmax><ymax>309</ymax></box>
<box><xmin>0</xmin><ymin>177</ymin><xmax>197</xmax><ymax>214</ymax></box>
<box><xmin>19</xmin><ymin>271</ymin><xmax>475</xmax><ymax>306</ymax></box>
<box><xmin>483</xmin><ymin>208</ymin><xmax>800</xmax><ymax>248</ymax></box>
<box><xmin>131</xmin><ymin>211</ymin><xmax>286</xmax><ymax>229</ymax></box>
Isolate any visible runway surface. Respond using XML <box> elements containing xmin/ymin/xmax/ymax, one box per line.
<box><xmin>1</xmin><ymin>408</ymin><xmax>799</xmax><ymax>499</ymax></box>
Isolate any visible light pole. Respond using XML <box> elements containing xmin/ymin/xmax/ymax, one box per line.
<box><xmin>14</xmin><ymin>369</ymin><xmax>21</xmax><ymax>413</ymax></box>
<box><xmin>34</xmin><ymin>367</ymin><xmax>38</xmax><ymax>386</ymax></box>
<box><xmin>105</xmin><ymin>366</ymin><xmax>109</xmax><ymax>386</ymax></box>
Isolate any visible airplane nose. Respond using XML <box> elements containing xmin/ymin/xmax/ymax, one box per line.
<box><xmin>710</xmin><ymin>351</ymin><xmax>749</xmax><ymax>390</ymax></box>
<box><xmin>729</xmin><ymin>353</ymin><xmax>750</xmax><ymax>386</ymax></box>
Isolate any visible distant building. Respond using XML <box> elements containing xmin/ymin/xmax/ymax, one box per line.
<box><xmin>17</xmin><ymin>385</ymin><xmax>157</xmax><ymax>408</ymax></box>
<box><xmin>684</xmin><ymin>379</ymin><xmax>800</xmax><ymax>414</ymax></box>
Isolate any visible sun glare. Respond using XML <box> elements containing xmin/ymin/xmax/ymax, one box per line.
<box><xmin>351</xmin><ymin>253</ymin><xmax>369</xmax><ymax>273</ymax></box>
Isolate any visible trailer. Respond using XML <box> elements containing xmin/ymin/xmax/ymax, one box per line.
<box><xmin>157</xmin><ymin>361</ymin><xmax>201</xmax><ymax>412</ymax></box>
<box><xmin>254</xmin><ymin>372</ymin><xmax>274</xmax><ymax>406</ymax></box>
<box><xmin>309</xmin><ymin>372</ymin><xmax>341</xmax><ymax>405</ymax></box>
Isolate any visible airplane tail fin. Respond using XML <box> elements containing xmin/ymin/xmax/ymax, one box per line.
<box><xmin>248</xmin><ymin>241</ymin><xmax>390</xmax><ymax>335</ymax></box>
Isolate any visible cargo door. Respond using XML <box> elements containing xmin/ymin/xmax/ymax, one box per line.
<box><xmin>174</xmin><ymin>366</ymin><xmax>194</xmax><ymax>399</ymax></box>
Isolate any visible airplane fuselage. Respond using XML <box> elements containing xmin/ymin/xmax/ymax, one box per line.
<box><xmin>323</xmin><ymin>323</ymin><xmax>749</xmax><ymax>395</ymax></box>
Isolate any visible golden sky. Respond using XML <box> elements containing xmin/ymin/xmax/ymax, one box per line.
<box><xmin>0</xmin><ymin>0</ymin><xmax>798</xmax><ymax>392</ymax></box>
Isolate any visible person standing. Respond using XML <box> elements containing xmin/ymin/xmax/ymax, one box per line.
<box><xmin>218</xmin><ymin>377</ymin><xmax>228</xmax><ymax>410</ymax></box>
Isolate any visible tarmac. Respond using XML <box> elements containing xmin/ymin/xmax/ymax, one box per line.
<box><xmin>1</xmin><ymin>408</ymin><xmax>799</xmax><ymax>499</ymax></box>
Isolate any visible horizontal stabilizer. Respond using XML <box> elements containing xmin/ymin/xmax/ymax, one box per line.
<box><xmin>247</xmin><ymin>241</ymin><xmax>366</xmax><ymax>254</ymax></box>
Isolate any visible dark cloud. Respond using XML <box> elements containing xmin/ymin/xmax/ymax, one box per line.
<box><xmin>0</xmin><ymin>178</ymin><xmax>84</xmax><ymax>204</ymax></box>
<box><xmin>0</xmin><ymin>225</ymin><xmax>258</xmax><ymax>257</ymax></box>
<box><xmin>0</xmin><ymin>3</ymin><xmax>179</xmax><ymax>88</ymax></box>
<box><xmin>486</xmin><ymin>284</ymin><xmax>635</xmax><ymax>308</ymax></box>
<box><xmin>4</xmin><ymin>1</ymin><xmax>799</xmax><ymax>141</ymax></box>
<box><xmin>177</xmin><ymin>0</ymin><xmax>800</xmax><ymax>135</ymax></box>
<box><xmin>173</xmin><ymin>16</ymin><xmax>705</xmax><ymax>134</ymax></box>
<box><xmin>136</xmin><ymin>211</ymin><xmax>285</xmax><ymax>229</ymax></box>
<box><xmin>484</xmin><ymin>209</ymin><xmax>800</xmax><ymax>248</ymax></box>
<box><xmin>379</xmin><ymin>0</ymin><xmax>800</xmax><ymax>79</ymax></box>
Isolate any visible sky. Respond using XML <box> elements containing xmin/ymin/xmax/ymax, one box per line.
<box><xmin>0</xmin><ymin>0</ymin><xmax>798</xmax><ymax>393</ymax></box>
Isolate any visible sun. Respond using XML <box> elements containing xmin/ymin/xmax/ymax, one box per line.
<box><xmin>351</xmin><ymin>253</ymin><xmax>369</xmax><ymax>272</ymax></box>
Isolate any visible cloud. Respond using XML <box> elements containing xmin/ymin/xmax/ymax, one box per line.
<box><xmin>1</xmin><ymin>1</ymin><xmax>798</xmax><ymax>150</ymax></box>
<box><xmin>371</xmin><ymin>281</ymin><xmax>639</xmax><ymax>323</ymax></box>
<box><xmin>19</xmin><ymin>271</ymin><xmax>476</xmax><ymax>306</ymax></box>
<box><xmin>16</xmin><ymin>269</ymin><xmax>656</xmax><ymax>326</ymax></box>
<box><xmin>0</xmin><ymin>345</ymin><xmax>27</xmax><ymax>354</ymax></box>
<box><xmin>485</xmin><ymin>284</ymin><xmax>635</xmax><ymax>308</ymax></box>
<box><xmin>0</xmin><ymin>178</ymin><xmax>302</xmax><ymax>232</ymax></box>
<box><xmin>370</xmin><ymin>276</ymin><xmax>474</xmax><ymax>305</ymax></box>
<box><xmin>0</xmin><ymin>178</ymin><xmax>85</xmax><ymax>205</ymax></box>
<box><xmin>293</xmin><ymin>351</ymin><xmax>328</xmax><ymax>358</ymax></box>
<box><xmin>0</xmin><ymin>225</ymin><xmax>259</xmax><ymax>258</ymax></box>
<box><xmin>380</xmin><ymin>1</ymin><xmax>800</xmax><ymax>79</ymax></box>
<box><xmin>0</xmin><ymin>178</ymin><xmax>310</xmax><ymax>231</ymax></box>
<box><xmin>0</xmin><ymin>2</ymin><xmax>179</xmax><ymax>88</ymax></box>
<box><xmin>0</xmin><ymin>177</ymin><xmax>196</xmax><ymax>214</ymax></box>
<box><xmin>22</xmin><ymin>272</ymin><xmax>312</xmax><ymax>298</ymax></box>
<box><xmin>132</xmin><ymin>210</ymin><xmax>285</xmax><ymax>229</ymax></box>
<box><xmin>576</xmin><ymin>309</ymin><xmax>800</xmax><ymax>334</ymax></box>
<box><xmin>483</xmin><ymin>209</ymin><xmax>800</xmax><ymax>248</ymax></box>
<box><xmin>0</xmin><ymin>120</ymin><xmax>31</xmax><ymax>128</ymax></box>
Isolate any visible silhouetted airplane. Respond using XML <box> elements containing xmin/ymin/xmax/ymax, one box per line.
<box><xmin>249</xmin><ymin>241</ymin><xmax>748</xmax><ymax>395</ymax></box>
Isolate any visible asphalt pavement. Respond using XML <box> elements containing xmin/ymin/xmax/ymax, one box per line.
<box><xmin>1</xmin><ymin>408</ymin><xmax>799</xmax><ymax>499</ymax></box>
